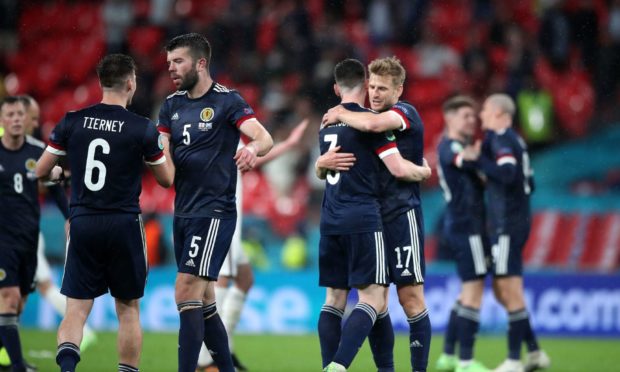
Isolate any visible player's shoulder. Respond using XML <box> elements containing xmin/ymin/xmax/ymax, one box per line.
<box><xmin>392</xmin><ymin>100</ymin><xmax>419</xmax><ymax>116</ymax></box>
<box><xmin>437</xmin><ymin>136</ymin><xmax>452</xmax><ymax>151</ymax></box>
<box><xmin>438</xmin><ymin>137</ymin><xmax>462</xmax><ymax>157</ymax></box>
<box><xmin>123</xmin><ymin>110</ymin><xmax>154</xmax><ymax>129</ymax></box>
<box><xmin>212</xmin><ymin>82</ymin><xmax>237</xmax><ymax>94</ymax></box>
<box><xmin>490</xmin><ymin>128</ymin><xmax>514</xmax><ymax>145</ymax></box>
<box><xmin>392</xmin><ymin>100</ymin><xmax>423</xmax><ymax>130</ymax></box>
<box><xmin>25</xmin><ymin>135</ymin><xmax>46</xmax><ymax>150</ymax></box>
<box><xmin>165</xmin><ymin>90</ymin><xmax>188</xmax><ymax>101</ymax></box>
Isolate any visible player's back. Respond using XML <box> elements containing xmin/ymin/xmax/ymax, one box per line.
<box><xmin>482</xmin><ymin>128</ymin><xmax>533</xmax><ymax>234</ymax></box>
<box><xmin>380</xmin><ymin>100</ymin><xmax>425</xmax><ymax>221</ymax></box>
<box><xmin>48</xmin><ymin>103</ymin><xmax>162</xmax><ymax>217</ymax></box>
<box><xmin>437</xmin><ymin>137</ymin><xmax>486</xmax><ymax>234</ymax></box>
<box><xmin>319</xmin><ymin>102</ymin><xmax>395</xmax><ymax>235</ymax></box>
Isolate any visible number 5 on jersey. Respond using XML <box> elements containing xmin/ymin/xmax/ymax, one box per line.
<box><xmin>324</xmin><ymin>134</ymin><xmax>340</xmax><ymax>185</ymax></box>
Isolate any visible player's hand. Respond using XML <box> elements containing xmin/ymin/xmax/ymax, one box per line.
<box><xmin>285</xmin><ymin>119</ymin><xmax>309</xmax><ymax>146</ymax></box>
<box><xmin>321</xmin><ymin>105</ymin><xmax>345</xmax><ymax>128</ymax></box>
<box><xmin>234</xmin><ymin>144</ymin><xmax>258</xmax><ymax>173</ymax></box>
<box><xmin>50</xmin><ymin>166</ymin><xmax>64</xmax><ymax>183</ymax></box>
<box><xmin>64</xmin><ymin>220</ymin><xmax>70</xmax><ymax>239</ymax></box>
<box><xmin>462</xmin><ymin>140</ymin><xmax>481</xmax><ymax>161</ymax></box>
<box><xmin>420</xmin><ymin>158</ymin><xmax>432</xmax><ymax>180</ymax></box>
<box><xmin>317</xmin><ymin>146</ymin><xmax>356</xmax><ymax>171</ymax></box>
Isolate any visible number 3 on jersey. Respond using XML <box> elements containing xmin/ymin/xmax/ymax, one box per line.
<box><xmin>84</xmin><ymin>138</ymin><xmax>110</xmax><ymax>191</ymax></box>
<box><xmin>324</xmin><ymin>134</ymin><xmax>340</xmax><ymax>185</ymax></box>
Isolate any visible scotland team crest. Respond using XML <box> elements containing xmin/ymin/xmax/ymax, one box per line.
<box><xmin>25</xmin><ymin>158</ymin><xmax>37</xmax><ymax>171</ymax></box>
<box><xmin>200</xmin><ymin>108</ymin><xmax>214</xmax><ymax>122</ymax></box>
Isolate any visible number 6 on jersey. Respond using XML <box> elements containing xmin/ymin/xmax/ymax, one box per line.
<box><xmin>84</xmin><ymin>138</ymin><xmax>110</xmax><ymax>191</ymax></box>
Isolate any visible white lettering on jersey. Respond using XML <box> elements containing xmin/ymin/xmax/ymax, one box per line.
<box><xmin>82</xmin><ymin>117</ymin><xmax>125</xmax><ymax>133</ymax></box>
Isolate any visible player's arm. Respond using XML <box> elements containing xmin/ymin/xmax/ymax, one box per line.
<box><xmin>147</xmin><ymin>132</ymin><xmax>175</xmax><ymax>188</ymax></box>
<box><xmin>322</xmin><ymin>105</ymin><xmax>403</xmax><ymax>133</ymax></box>
<box><xmin>314</xmin><ymin>146</ymin><xmax>356</xmax><ymax>180</ymax></box>
<box><xmin>476</xmin><ymin>155</ymin><xmax>517</xmax><ymax>184</ymax></box>
<box><xmin>382</xmin><ymin>152</ymin><xmax>432</xmax><ymax>182</ymax></box>
<box><xmin>35</xmin><ymin>150</ymin><xmax>64</xmax><ymax>184</ymax></box>
<box><xmin>255</xmin><ymin>119</ymin><xmax>308</xmax><ymax>167</ymax></box>
<box><xmin>235</xmin><ymin>119</ymin><xmax>274</xmax><ymax>173</ymax></box>
<box><xmin>466</xmin><ymin>139</ymin><xmax>517</xmax><ymax>185</ymax></box>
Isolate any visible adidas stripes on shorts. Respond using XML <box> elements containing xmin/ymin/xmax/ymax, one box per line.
<box><xmin>173</xmin><ymin>215</ymin><xmax>236</xmax><ymax>280</ymax></box>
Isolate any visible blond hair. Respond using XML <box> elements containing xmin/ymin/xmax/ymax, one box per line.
<box><xmin>368</xmin><ymin>56</ymin><xmax>406</xmax><ymax>87</ymax></box>
<box><xmin>487</xmin><ymin>93</ymin><xmax>515</xmax><ymax>116</ymax></box>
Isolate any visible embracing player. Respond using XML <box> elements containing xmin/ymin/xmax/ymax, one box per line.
<box><xmin>323</xmin><ymin>56</ymin><xmax>432</xmax><ymax>372</ymax></box>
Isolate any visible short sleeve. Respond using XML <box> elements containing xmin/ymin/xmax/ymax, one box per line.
<box><xmin>439</xmin><ymin>140</ymin><xmax>464</xmax><ymax>168</ymax></box>
<box><xmin>228</xmin><ymin>92</ymin><xmax>257</xmax><ymax>128</ymax></box>
<box><xmin>390</xmin><ymin>102</ymin><xmax>422</xmax><ymax>132</ymax></box>
<box><xmin>490</xmin><ymin>134</ymin><xmax>517</xmax><ymax>166</ymax></box>
<box><xmin>157</xmin><ymin>100</ymin><xmax>171</xmax><ymax>134</ymax></box>
<box><xmin>370</xmin><ymin>131</ymin><xmax>398</xmax><ymax>159</ymax></box>
<box><xmin>143</xmin><ymin>121</ymin><xmax>166</xmax><ymax>165</ymax></box>
<box><xmin>46</xmin><ymin>115</ymin><xmax>70</xmax><ymax>156</ymax></box>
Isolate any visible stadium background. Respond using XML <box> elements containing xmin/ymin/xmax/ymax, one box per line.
<box><xmin>1</xmin><ymin>0</ymin><xmax>620</xmax><ymax>370</ymax></box>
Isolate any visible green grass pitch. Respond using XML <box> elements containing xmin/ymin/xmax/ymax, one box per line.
<box><xmin>20</xmin><ymin>329</ymin><xmax>619</xmax><ymax>371</ymax></box>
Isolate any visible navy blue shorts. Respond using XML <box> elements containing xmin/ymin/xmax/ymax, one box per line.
<box><xmin>491</xmin><ymin>229</ymin><xmax>530</xmax><ymax>277</ymax></box>
<box><xmin>318</xmin><ymin>231</ymin><xmax>388</xmax><ymax>289</ymax></box>
<box><xmin>61</xmin><ymin>213</ymin><xmax>148</xmax><ymax>300</ymax></box>
<box><xmin>0</xmin><ymin>247</ymin><xmax>37</xmax><ymax>295</ymax></box>
<box><xmin>173</xmin><ymin>216</ymin><xmax>236</xmax><ymax>280</ymax></box>
<box><xmin>447</xmin><ymin>233</ymin><xmax>490</xmax><ymax>282</ymax></box>
<box><xmin>384</xmin><ymin>207</ymin><xmax>425</xmax><ymax>285</ymax></box>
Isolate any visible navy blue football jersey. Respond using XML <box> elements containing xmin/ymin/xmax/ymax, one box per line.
<box><xmin>379</xmin><ymin>101</ymin><xmax>425</xmax><ymax>222</ymax></box>
<box><xmin>479</xmin><ymin>128</ymin><xmax>534</xmax><ymax>234</ymax></box>
<box><xmin>158</xmin><ymin>82</ymin><xmax>256</xmax><ymax>218</ymax></box>
<box><xmin>0</xmin><ymin>136</ymin><xmax>45</xmax><ymax>251</ymax></box>
<box><xmin>319</xmin><ymin>102</ymin><xmax>398</xmax><ymax>235</ymax></box>
<box><xmin>437</xmin><ymin>137</ymin><xmax>486</xmax><ymax>234</ymax></box>
<box><xmin>47</xmin><ymin>103</ymin><xmax>164</xmax><ymax>218</ymax></box>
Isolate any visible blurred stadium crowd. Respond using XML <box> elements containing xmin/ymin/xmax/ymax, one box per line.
<box><xmin>1</xmin><ymin>0</ymin><xmax>619</xmax><ymax>271</ymax></box>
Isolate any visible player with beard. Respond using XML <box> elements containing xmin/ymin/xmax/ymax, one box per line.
<box><xmin>158</xmin><ymin>33</ymin><xmax>273</xmax><ymax>372</ymax></box>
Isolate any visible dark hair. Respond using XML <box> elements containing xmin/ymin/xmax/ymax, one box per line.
<box><xmin>165</xmin><ymin>33</ymin><xmax>211</xmax><ymax>65</ymax></box>
<box><xmin>96</xmin><ymin>54</ymin><xmax>136</xmax><ymax>89</ymax></box>
<box><xmin>442</xmin><ymin>95</ymin><xmax>476</xmax><ymax>114</ymax></box>
<box><xmin>334</xmin><ymin>58</ymin><xmax>366</xmax><ymax>90</ymax></box>
<box><xmin>0</xmin><ymin>96</ymin><xmax>23</xmax><ymax>112</ymax></box>
<box><xmin>17</xmin><ymin>95</ymin><xmax>34</xmax><ymax>109</ymax></box>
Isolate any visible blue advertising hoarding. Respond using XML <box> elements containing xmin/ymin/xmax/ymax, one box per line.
<box><xmin>22</xmin><ymin>267</ymin><xmax>620</xmax><ymax>338</ymax></box>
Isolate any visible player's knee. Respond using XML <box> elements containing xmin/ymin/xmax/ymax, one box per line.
<box><xmin>358</xmin><ymin>287</ymin><xmax>387</xmax><ymax>311</ymax></box>
<box><xmin>399</xmin><ymin>297</ymin><xmax>425</xmax><ymax>316</ymax></box>
<box><xmin>175</xmin><ymin>274</ymin><xmax>205</xmax><ymax>303</ymax></box>
<box><xmin>324</xmin><ymin>288</ymin><xmax>348</xmax><ymax>310</ymax></box>
<box><xmin>115</xmin><ymin>298</ymin><xmax>140</xmax><ymax>320</ymax></box>
<box><xmin>0</xmin><ymin>288</ymin><xmax>21</xmax><ymax>312</ymax></box>
<box><xmin>362</xmin><ymin>296</ymin><xmax>386</xmax><ymax>312</ymax></box>
<box><xmin>493</xmin><ymin>282</ymin><xmax>511</xmax><ymax>307</ymax></box>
